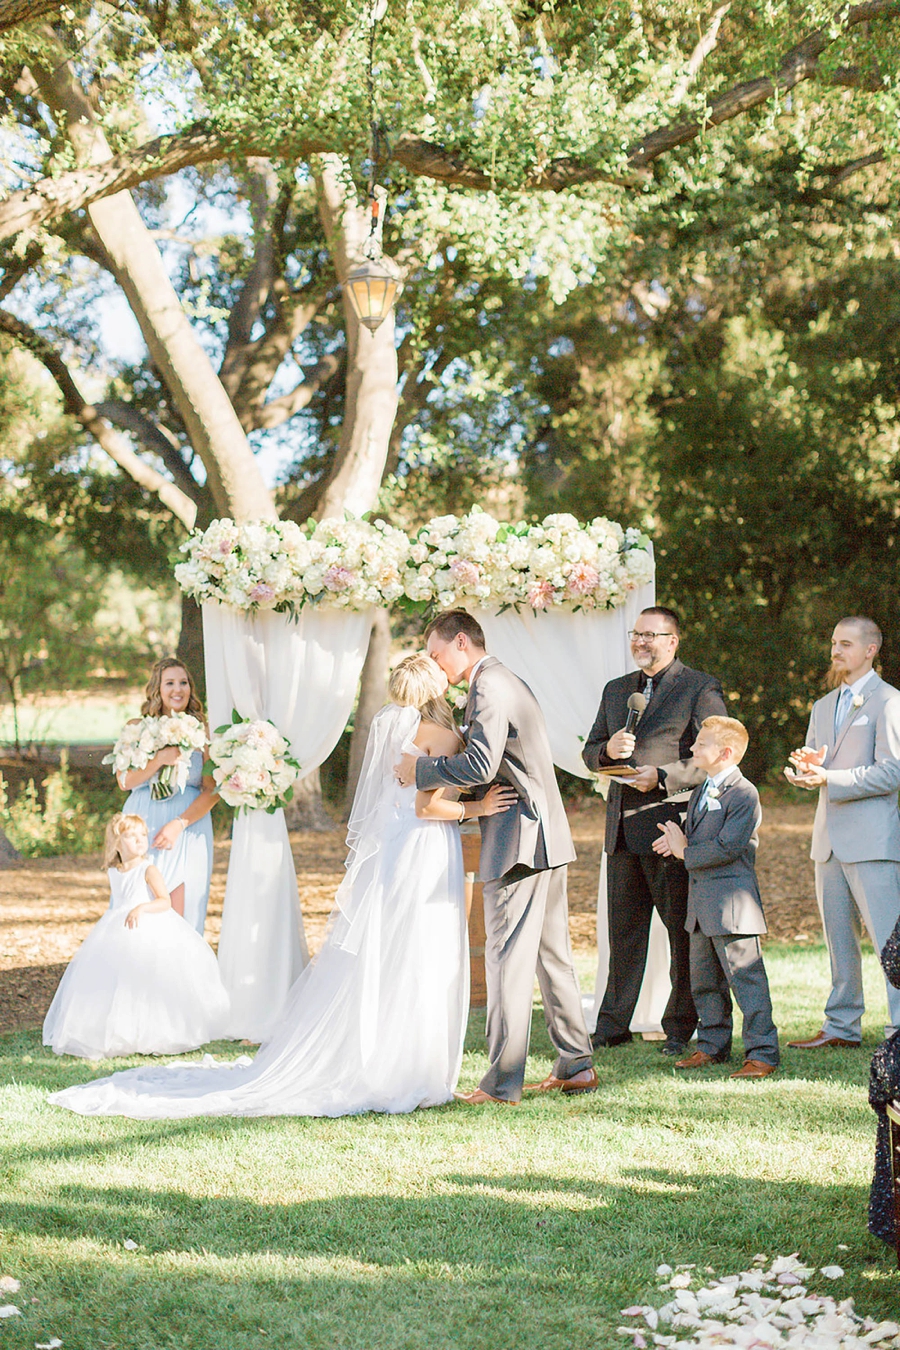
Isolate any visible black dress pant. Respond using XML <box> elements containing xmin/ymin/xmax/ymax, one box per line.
<box><xmin>594</xmin><ymin>850</ymin><xmax>697</xmax><ymax>1044</ymax></box>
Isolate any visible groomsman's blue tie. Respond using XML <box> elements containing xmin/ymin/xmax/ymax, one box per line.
<box><xmin>834</xmin><ymin>686</ymin><xmax>853</xmax><ymax>737</ymax></box>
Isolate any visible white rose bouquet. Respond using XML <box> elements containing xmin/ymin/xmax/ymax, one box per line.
<box><xmin>206</xmin><ymin>714</ymin><xmax>300</xmax><ymax>813</ymax></box>
<box><xmin>103</xmin><ymin>713</ymin><xmax>207</xmax><ymax>800</ymax></box>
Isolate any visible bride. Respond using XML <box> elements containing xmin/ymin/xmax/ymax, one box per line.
<box><xmin>49</xmin><ymin>653</ymin><xmax>515</xmax><ymax>1120</ymax></box>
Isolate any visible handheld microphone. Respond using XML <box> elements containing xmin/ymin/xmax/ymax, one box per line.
<box><xmin>624</xmin><ymin>691</ymin><xmax>647</xmax><ymax>735</ymax></box>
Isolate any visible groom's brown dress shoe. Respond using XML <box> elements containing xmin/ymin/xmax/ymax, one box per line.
<box><xmin>730</xmin><ymin>1059</ymin><xmax>776</xmax><ymax>1079</ymax></box>
<box><xmin>523</xmin><ymin>1067</ymin><xmax>599</xmax><ymax>1095</ymax></box>
<box><xmin>454</xmin><ymin>1089</ymin><xmax>517</xmax><ymax>1106</ymax></box>
<box><xmin>786</xmin><ymin>1030</ymin><xmax>861</xmax><ymax>1049</ymax></box>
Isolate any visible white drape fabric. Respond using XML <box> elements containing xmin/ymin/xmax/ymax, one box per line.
<box><xmin>202</xmin><ymin>604</ymin><xmax>374</xmax><ymax>1040</ymax></box>
<box><xmin>469</xmin><ymin>563</ymin><xmax>670</xmax><ymax>1033</ymax></box>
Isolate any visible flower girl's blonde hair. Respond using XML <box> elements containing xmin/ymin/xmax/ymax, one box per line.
<box><xmin>103</xmin><ymin>813</ymin><xmax>148</xmax><ymax>869</ymax></box>
<box><xmin>389</xmin><ymin>653</ymin><xmax>462</xmax><ymax>742</ymax></box>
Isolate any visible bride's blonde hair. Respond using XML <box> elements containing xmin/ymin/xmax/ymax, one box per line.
<box><xmin>103</xmin><ymin>813</ymin><xmax>148</xmax><ymax>869</ymax></box>
<box><xmin>389</xmin><ymin>653</ymin><xmax>461</xmax><ymax>740</ymax></box>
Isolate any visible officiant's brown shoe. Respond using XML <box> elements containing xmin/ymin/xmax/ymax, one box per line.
<box><xmin>730</xmin><ymin>1059</ymin><xmax>777</xmax><ymax>1079</ymax></box>
<box><xmin>674</xmin><ymin>1050</ymin><xmax>728</xmax><ymax>1070</ymax></box>
<box><xmin>454</xmin><ymin>1089</ymin><xmax>517</xmax><ymax>1106</ymax></box>
<box><xmin>523</xmin><ymin>1067</ymin><xmax>599</xmax><ymax>1095</ymax></box>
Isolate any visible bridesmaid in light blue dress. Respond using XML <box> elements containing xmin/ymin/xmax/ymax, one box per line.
<box><xmin>117</xmin><ymin>658</ymin><xmax>218</xmax><ymax>934</ymax></box>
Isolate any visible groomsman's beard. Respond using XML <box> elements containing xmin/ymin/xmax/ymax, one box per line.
<box><xmin>825</xmin><ymin>661</ymin><xmax>849</xmax><ymax>691</ymax></box>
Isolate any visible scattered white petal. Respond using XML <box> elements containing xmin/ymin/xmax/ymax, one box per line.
<box><xmin>656</xmin><ymin>1264</ymin><xmax>673</xmax><ymax>1277</ymax></box>
<box><xmin>36</xmin><ymin>1340</ymin><xmax>63</xmax><ymax>1349</ymax></box>
<box><xmin>820</xmin><ymin>1265</ymin><xmax>844</xmax><ymax>1279</ymax></box>
<box><xmin>0</xmin><ymin>1278</ymin><xmax>20</xmax><ymax>1293</ymax></box>
<box><xmin>670</xmin><ymin>1273</ymin><xmax>692</xmax><ymax>1289</ymax></box>
<box><xmin>122</xmin><ymin>1239</ymin><xmax>139</xmax><ymax>1251</ymax></box>
<box><xmin>0</xmin><ymin>1306</ymin><xmax>21</xmax><ymax>1319</ymax></box>
<box><xmin>777</xmin><ymin>1272</ymin><xmax>802</xmax><ymax>1285</ymax></box>
<box><xmin>837</xmin><ymin>1244</ymin><xmax>849</xmax><ymax>1251</ymax></box>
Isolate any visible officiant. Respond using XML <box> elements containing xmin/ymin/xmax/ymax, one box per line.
<box><xmin>582</xmin><ymin>606</ymin><xmax>727</xmax><ymax>1058</ymax></box>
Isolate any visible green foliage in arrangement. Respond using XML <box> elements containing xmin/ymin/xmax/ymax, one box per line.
<box><xmin>0</xmin><ymin>948</ymin><xmax>896</xmax><ymax>1348</ymax></box>
<box><xmin>0</xmin><ymin>751</ymin><xmax>120</xmax><ymax>856</ymax></box>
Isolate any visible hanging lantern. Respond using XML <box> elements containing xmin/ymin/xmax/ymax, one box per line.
<box><xmin>342</xmin><ymin>186</ymin><xmax>401</xmax><ymax>333</ymax></box>
<box><xmin>343</xmin><ymin>256</ymin><xmax>400</xmax><ymax>332</ymax></box>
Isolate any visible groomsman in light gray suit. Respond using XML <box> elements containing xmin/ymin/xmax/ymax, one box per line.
<box><xmin>786</xmin><ymin>616</ymin><xmax>900</xmax><ymax>1047</ymax></box>
<box><xmin>397</xmin><ymin>610</ymin><xmax>595</xmax><ymax>1104</ymax></box>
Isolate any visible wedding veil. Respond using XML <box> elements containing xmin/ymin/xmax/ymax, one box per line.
<box><xmin>331</xmin><ymin>702</ymin><xmax>421</xmax><ymax>954</ymax></box>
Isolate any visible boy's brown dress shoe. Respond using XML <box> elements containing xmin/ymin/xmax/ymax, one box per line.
<box><xmin>674</xmin><ymin>1050</ymin><xmax>729</xmax><ymax>1069</ymax></box>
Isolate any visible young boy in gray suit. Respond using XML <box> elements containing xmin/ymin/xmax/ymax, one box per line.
<box><xmin>653</xmin><ymin>716</ymin><xmax>779</xmax><ymax>1079</ymax></box>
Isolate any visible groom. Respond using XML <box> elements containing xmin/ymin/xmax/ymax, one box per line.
<box><xmin>396</xmin><ymin>610</ymin><xmax>596</xmax><ymax>1104</ymax></box>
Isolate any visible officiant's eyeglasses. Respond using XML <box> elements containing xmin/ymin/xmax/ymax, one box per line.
<box><xmin>628</xmin><ymin>630</ymin><xmax>675</xmax><ymax>643</ymax></box>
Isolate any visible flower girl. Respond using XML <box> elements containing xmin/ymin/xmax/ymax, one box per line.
<box><xmin>43</xmin><ymin>814</ymin><xmax>230</xmax><ymax>1060</ymax></box>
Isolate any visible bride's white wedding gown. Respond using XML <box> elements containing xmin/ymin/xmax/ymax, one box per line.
<box><xmin>49</xmin><ymin>705</ymin><xmax>469</xmax><ymax>1119</ymax></box>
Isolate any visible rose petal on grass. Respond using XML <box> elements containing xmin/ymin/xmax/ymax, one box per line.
<box><xmin>36</xmin><ymin>1340</ymin><xmax>63</xmax><ymax>1349</ymax></box>
<box><xmin>819</xmin><ymin>1265</ymin><xmax>844</xmax><ymax>1279</ymax></box>
<box><xmin>0</xmin><ymin>1306</ymin><xmax>21</xmax><ymax>1318</ymax></box>
<box><xmin>656</xmin><ymin>1264</ymin><xmax>673</xmax><ymax>1277</ymax></box>
<box><xmin>0</xmin><ymin>1278</ymin><xmax>20</xmax><ymax>1293</ymax></box>
<box><xmin>122</xmin><ymin>1239</ymin><xmax>139</xmax><ymax>1251</ymax></box>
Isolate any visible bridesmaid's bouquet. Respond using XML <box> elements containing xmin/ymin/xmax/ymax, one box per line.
<box><xmin>104</xmin><ymin>713</ymin><xmax>207</xmax><ymax>800</ymax></box>
<box><xmin>206</xmin><ymin>714</ymin><xmax>300</xmax><ymax>813</ymax></box>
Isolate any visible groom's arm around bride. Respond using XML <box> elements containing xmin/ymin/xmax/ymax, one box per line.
<box><xmin>398</xmin><ymin>609</ymin><xmax>595</xmax><ymax>1104</ymax></box>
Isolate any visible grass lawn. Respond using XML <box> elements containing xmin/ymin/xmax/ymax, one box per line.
<box><xmin>1</xmin><ymin>944</ymin><xmax>898</xmax><ymax>1349</ymax></box>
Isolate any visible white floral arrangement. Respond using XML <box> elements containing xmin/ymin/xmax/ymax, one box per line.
<box><xmin>174</xmin><ymin>517</ymin><xmax>410</xmax><ymax>613</ymax></box>
<box><xmin>103</xmin><ymin>713</ymin><xmax>207</xmax><ymax>800</ymax></box>
<box><xmin>206</xmin><ymin>714</ymin><xmax>300</xmax><ymax>813</ymax></box>
<box><xmin>174</xmin><ymin>509</ymin><xmax>652</xmax><ymax>615</ymax></box>
<box><xmin>400</xmin><ymin>507</ymin><xmax>653</xmax><ymax>612</ymax></box>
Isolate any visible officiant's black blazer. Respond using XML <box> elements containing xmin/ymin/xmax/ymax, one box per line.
<box><xmin>582</xmin><ymin>658</ymin><xmax>727</xmax><ymax>855</ymax></box>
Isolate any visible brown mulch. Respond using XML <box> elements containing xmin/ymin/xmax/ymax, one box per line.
<box><xmin>0</xmin><ymin>792</ymin><xmax>819</xmax><ymax>1036</ymax></box>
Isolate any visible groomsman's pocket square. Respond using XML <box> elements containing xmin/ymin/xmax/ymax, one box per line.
<box><xmin>852</xmin><ymin>715</ymin><xmax>869</xmax><ymax>726</ymax></box>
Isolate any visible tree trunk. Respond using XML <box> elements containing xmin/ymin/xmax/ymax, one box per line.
<box><xmin>344</xmin><ymin>607</ymin><xmax>391</xmax><ymax>816</ymax></box>
<box><xmin>0</xmin><ymin>826</ymin><xmax>22</xmax><ymax>867</ymax></box>
<box><xmin>284</xmin><ymin>766</ymin><xmax>335</xmax><ymax>832</ymax></box>
<box><xmin>176</xmin><ymin>595</ymin><xmax>206</xmax><ymax>702</ymax></box>
<box><xmin>313</xmin><ymin>157</ymin><xmax>401</xmax><ymax>520</ymax></box>
<box><xmin>33</xmin><ymin>32</ymin><xmax>277</xmax><ymax>524</ymax></box>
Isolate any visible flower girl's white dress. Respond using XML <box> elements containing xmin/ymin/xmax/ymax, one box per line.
<box><xmin>43</xmin><ymin>859</ymin><xmax>230</xmax><ymax>1059</ymax></box>
<box><xmin>48</xmin><ymin>705</ymin><xmax>468</xmax><ymax>1115</ymax></box>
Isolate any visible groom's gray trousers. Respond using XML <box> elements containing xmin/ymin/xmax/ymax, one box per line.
<box><xmin>480</xmin><ymin>863</ymin><xmax>593</xmax><ymax>1101</ymax></box>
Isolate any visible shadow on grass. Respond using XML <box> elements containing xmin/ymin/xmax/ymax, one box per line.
<box><xmin>0</xmin><ymin>1171</ymin><xmax>897</xmax><ymax>1350</ymax></box>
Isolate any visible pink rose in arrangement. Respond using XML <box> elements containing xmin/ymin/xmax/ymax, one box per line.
<box><xmin>566</xmin><ymin>562</ymin><xmax>600</xmax><ymax>595</ymax></box>
<box><xmin>218</xmin><ymin>539</ymin><xmax>235</xmax><ymax>555</ymax></box>
<box><xmin>526</xmin><ymin>579</ymin><xmax>555</xmax><ymax>610</ymax></box>
<box><xmin>324</xmin><ymin>564</ymin><xmax>354</xmax><ymax>591</ymax></box>
<box><xmin>449</xmin><ymin>559</ymin><xmax>481</xmax><ymax>587</ymax></box>
<box><xmin>249</xmin><ymin>583</ymin><xmax>276</xmax><ymax>604</ymax></box>
<box><xmin>225</xmin><ymin>772</ymin><xmax>246</xmax><ymax>795</ymax></box>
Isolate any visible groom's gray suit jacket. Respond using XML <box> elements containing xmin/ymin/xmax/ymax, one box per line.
<box><xmin>415</xmin><ymin>656</ymin><xmax>575</xmax><ymax>882</ymax></box>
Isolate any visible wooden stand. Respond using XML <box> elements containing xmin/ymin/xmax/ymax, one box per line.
<box><xmin>461</xmin><ymin>829</ymin><xmax>487</xmax><ymax>1008</ymax></box>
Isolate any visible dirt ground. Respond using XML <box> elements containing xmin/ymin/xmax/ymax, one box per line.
<box><xmin>0</xmin><ymin>793</ymin><xmax>821</xmax><ymax>1036</ymax></box>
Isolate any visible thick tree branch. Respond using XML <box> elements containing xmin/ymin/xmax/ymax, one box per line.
<box><xmin>0</xmin><ymin>308</ymin><xmax>198</xmax><ymax>528</ymax></box>
<box><xmin>218</xmin><ymin>161</ymin><xmax>284</xmax><ymax>400</ymax></box>
<box><xmin>93</xmin><ymin>398</ymin><xmax>204</xmax><ymax>503</ymax></box>
<box><xmin>0</xmin><ymin>0</ymin><xmax>897</xmax><ymax>239</ymax></box>
<box><xmin>0</xmin><ymin>0</ymin><xmax>62</xmax><ymax>31</ymax></box>
<box><xmin>250</xmin><ymin>351</ymin><xmax>343</xmax><ymax>429</ymax></box>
